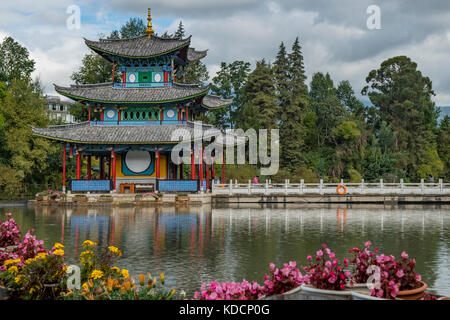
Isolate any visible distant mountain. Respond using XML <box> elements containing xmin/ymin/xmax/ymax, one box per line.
<box><xmin>438</xmin><ymin>106</ymin><xmax>450</xmax><ymax>123</ymax></box>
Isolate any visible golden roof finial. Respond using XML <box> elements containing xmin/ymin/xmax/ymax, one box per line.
<box><xmin>145</xmin><ymin>8</ymin><xmax>154</xmax><ymax>39</ymax></box>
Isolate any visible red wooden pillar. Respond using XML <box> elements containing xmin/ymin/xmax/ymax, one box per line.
<box><xmin>100</xmin><ymin>156</ymin><xmax>105</xmax><ymax>179</ymax></box>
<box><xmin>108</xmin><ymin>155</ymin><xmax>111</xmax><ymax>179</ymax></box>
<box><xmin>76</xmin><ymin>151</ymin><xmax>81</xmax><ymax>180</ymax></box>
<box><xmin>186</xmin><ymin>106</ymin><xmax>189</xmax><ymax>122</ymax></box>
<box><xmin>155</xmin><ymin>149</ymin><xmax>160</xmax><ymax>179</ymax></box>
<box><xmin>212</xmin><ymin>159</ymin><xmax>215</xmax><ymax>180</ymax></box>
<box><xmin>62</xmin><ymin>145</ymin><xmax>66</xmax><ymax>190</ymax></box>
<box><xmin>88</xmin><ymin>105</ymin><xmax>91</xmax><ymax>123</ymax></box>
<box><xmin>206</xmin><ymin>160</ymin><xmax>210</xmax><ymax>191</ymax></box>
<box><xmin>87</xmin><ymin>155</ymin><xmax>91</xmax><ymax>180</ymax></box>
<box><xmin>111</xmin><ymin>150</ymin><xmax>116</xmax><ymax>190</ymax></box>
<box><xmin>191</xmin><ymin>145</ymin><xmax>195</xmax><ymax>179</ymax></box>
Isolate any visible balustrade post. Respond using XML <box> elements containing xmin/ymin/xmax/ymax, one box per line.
<box><xmin>320</xmin><ymin>179</ymin><xmax>323</xmax><ymax>195</ymax></box>
<box><xmin>284</xmin><ymin>179</ymin><xmax>288</xmax><ymax>195</ymax></box>
<box><xmin>300</xmin><ymin>179</ymin><xmax>304</xmax><ymax>194</ymax></box>
<box><xmin>248</xmin><ymin>180</ymin><xmax>251</xmax><ymax>194</ymax></box>
<box><xmin>265</xmin><ymin>180</ymin><xmax>269</xmax><ymax>195</ymax></box>
<box><xmin>380</xmin><ymin>179</ymin><xmax>384</xmax><ymax>193</ymax></box>
<box><xmin>400</xmin><ymin>179</ymin><xmax>404</xmax><ymax>193</ymax></box>
<box><xmin>439</xmin><ymin>179</ymin><xmax>443</xmax><ymax>193</ymax></box>
<box><xmin>229</xmin><ymin>179</ymin><xmax>233</xmax><ymax>195</ymax></box>
<box><xmin>361</xmin><ymin>179</ymin><xmax>365</xmax><ymax>194</ymax></box>
<box><xmin>420</xmin><ymin>179</ymin><xmax>424</xmax><ymax>194</ymax></box>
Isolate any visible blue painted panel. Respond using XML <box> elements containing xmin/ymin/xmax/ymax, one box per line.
<box><xmin>113</xmin><ymin>82</ymin><xmax>172</xmax><ymax>88</ymax></box>
<box><xmin>90</xmin><ymin>120</ymin><xmax>186</xmax><ymax>126</ymax></box>
<box><xmin>104</xmin><ymin>107</ymin><xmax>118</xmax><ymax>121</ymax></box>
<box><xmin>164</xmin><ymin>107</ymin><xmax>177</xmax><ymax>120</ymax></box>
<box><xmin>71</xmin><ymin>180</ymin><xmax>111</xmax><ymax>192</ymax></box>
<box><xmin>158</xmin><ymin>180</ymin><xmax>199</xmax><ymax>192</ymax></box>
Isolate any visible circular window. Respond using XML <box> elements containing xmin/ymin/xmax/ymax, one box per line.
<box><xmin>125</xmin><ymin>151</ymin><xmax>152</xmax><ymax>173</ymax></box>
<box><xmin>154</xmin><ymin>73</ymin><xmax>162</xmax><ymax>83</ymax></box>
<box><xmin>128</xmin><ymin>73</ymin><xmax>137</xmax><ymax>83</ymax></box>
<box><xmin>106</xmin><ymin>110</ymin><xmax>115</xmax><ymax>119</ymax></box>
<box><xmin>166</xmin><ymin>109</ymin><xmax>175</xmax><ymax>118</ymax></box>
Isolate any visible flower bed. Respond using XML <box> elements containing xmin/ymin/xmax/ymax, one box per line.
<box><xmin>0</xmin><ymin>213</ymin><xmax>179</xmax><ymax>300</ymax></box>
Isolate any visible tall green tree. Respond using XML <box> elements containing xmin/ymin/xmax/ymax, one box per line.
<box><xmin>240</xmin><ymin>60</ymin><xmax>279</xmax><ymax>131</ymax></box>
<box><xmin>437</xmin><ymin>116</ymin><xmax>450</xmax><ymax>180</ymax></box>
<box><xmin>279</xmin><ymin>38</ymin><xmax>309</xmax><ymax>170</ymax></box>
<box><xmin>362</xmin><ymin>56</ymin><xmax>442</xmax><ymax>179</ymax></box>
<box><xmin>0</xmin><ymin>37</ymin><xmax>35</xmax><ymax>84</ymax></box>
<box><xmin>173</xmin><ymin>21</ymin><xmax>185</xmax><ymax>38</ymax></box>
<box><xmin>210</xmin><ymin>61</ymin><xmax>251</xmax><ymax>128</ymax></box>
<box><xmin>309</xmin><ymin>72</ymin><xmax>347</xmax><ymax>146</ymax></box>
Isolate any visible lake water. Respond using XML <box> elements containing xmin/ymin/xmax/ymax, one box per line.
<box><xmin>1</xmin><ymin>203</ymin><xmax>449</xmax><ymax>297</ymax></box>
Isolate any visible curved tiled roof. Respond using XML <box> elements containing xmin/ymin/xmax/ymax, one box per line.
<box><xmin>55</xmin><ymin>82</ymin><xmax>210</xmax><ymax>104</ymax></box>
<box><xmin>84</xmin><ymin>35</ymin><xmax>191</xmax><ymax>58</ymax></box>
<box><xmin>202</xmin><ymin>95</ymin><xmax>233</xmax><ymax>109</ymax></box>
<box><xmin>187</xmin><ymin>48</ymin><xmax>208</xmax><ymax>62</ymax></box>
<box><xmin>31</xmin><ymin>121</ymin><xmax>243</xmax><ymax>145</ymax></box>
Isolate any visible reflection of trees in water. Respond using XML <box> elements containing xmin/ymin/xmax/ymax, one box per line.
<box><xmin>2</xmin><ymin>204</ymin><xmax>448</xmax><ymax>295</ymax></box>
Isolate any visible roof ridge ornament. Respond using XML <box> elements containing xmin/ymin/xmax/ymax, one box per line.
<box><xmin>145</xmin><ymin>8</ymin><xmax>155</xmax><ymax>39</ymax></box>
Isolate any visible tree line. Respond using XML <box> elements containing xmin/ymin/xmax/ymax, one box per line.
<box><xmin>0</xmin><ymin>18</ymin><xmax>448</xmax><ymax>198</ymax></box>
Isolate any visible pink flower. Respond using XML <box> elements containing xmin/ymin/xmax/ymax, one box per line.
<box><xmin>401</xmin><ymin>251</ymin><xmax>409</xmax><ymax>260</ymax></box>
<box><xmin>316</xmin><ymin>250</ymin><xmax>323</xmax><ymax>257</ymax></box>
<box><xmin>396</xmin><ymin>270</ymin><xmax>404</xmax><ymax>278</ymax></box>
<box><xmin>307</xmin><ymin>255</ymin><xmax>312</xmax><ymax>261</ymax></box>
<box><xmin>415</xmin><ymin>274</ymin><xmax>422</xmax><ymax>282</ymax></box>
<box><xmin>365</xmin><ymin>241</ymin><xmax>372</xmax><ymax>247</ymax></box>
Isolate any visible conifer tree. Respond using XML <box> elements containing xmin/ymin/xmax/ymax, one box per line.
<box><xmin>240</xmin><ymin>60</ymin><xmax>279</xmax><ymax>131</ymax></box>
<box><xmin>279</xmin><ymin>37</ymin><xmax>308</xmax><ymax>170</ymax></box>
<box><xmin>174</xmin><ymin>21</ymin><xmax>185</xmax><ymax>38</ymax></box>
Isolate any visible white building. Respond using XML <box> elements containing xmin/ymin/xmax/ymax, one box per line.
<box><xmin>46</xmin><ymin>95</ymin><xmax>77</xmax><ymax>124</ymax></box>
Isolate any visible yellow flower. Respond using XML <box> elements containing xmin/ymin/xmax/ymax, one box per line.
<box><xmin>25</xmin><ymin>258</ymin><xmax>34</xmax><ymax>265</ymax></box>
<box><xmin>3</xmin><ymin>259</ymin><xmax>20</xmax><ymax>267</ymax></box>
<box><xmin>160</xmin><ymin>272</ymin><xmax>165</xmax><ymax>285</ymax></box>
<box><xmin>37</xmin><ymin>252</ymin><xmax>48</xmax><ymax>259</ymax></box>
<box><xmin>54</xmin><ymin>243</ymin><xmax>64</xmax><ymax>249</ymax></box>
<box><xmin>111</xmin><ymin>266</ymin><xmax>120</xmax><ymax>273</ymax></box>
<box><xmin>8</xmin><ymin>266</ymin><xmax>19</xmax><ymax>274</ymax></box>
<box><xmin>14</xmin><ymin>275</ymin><xmax>24</xmax><ymax>284</ymax></box>
<box><xmin>82</xmin><ymin>282</ymin><xmax>89</xmax><ymax>289</ymax></box>
<box><xmin>108</xmin><ymin>246</ymin><xmax>122</xmax><ymax>256</ymax></box>
<box><xmin>121</xmin><ymin>269</ymin><xmax>129</xmax><ymax>279</ymax></box>
<box><xmin>168</xmin><ymin>289</ymin><xmax>176</xmax><ymax>298</ymax></box>
<box><xmin>53</xmin><ymin>249</ymin><xmax>65</xmax><ymax>256</ymax></box>
<box><xmin>90</xmin><ymin>270</ymin><xmax>104</xmax><ymax>280</ymax></box>
<box><xmin>82</xmin><ymin>240</ymin><xmax>95</xmax><ymax>247</ymax></box>
<box><xmin>29</xmin><ymin>288</ymin><xmax>35</xmax><ymax>294</ymax></box>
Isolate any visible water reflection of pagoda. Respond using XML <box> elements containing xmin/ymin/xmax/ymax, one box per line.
<box><xmin>32</xmin><ymin>9</ymin><xmax>232</xmax><ymax>194</ymax></box>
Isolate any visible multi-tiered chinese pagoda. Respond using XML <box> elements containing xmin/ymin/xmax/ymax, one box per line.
<box><xmin>32</xmin><ymin>9</ymin><xmax>232</xmax><ymax>194</ymax></box>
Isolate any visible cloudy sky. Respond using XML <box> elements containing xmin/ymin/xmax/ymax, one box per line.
<box><xmin>1</xmin><ymin>0</ymin><xmax>450</xmax><ymax>105</ymax></box>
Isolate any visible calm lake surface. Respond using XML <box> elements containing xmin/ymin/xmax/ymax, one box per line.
<box><xmin>1</xmin><ymin>203</ymin><xmax>449</xmax><ymax>296</ymax></box>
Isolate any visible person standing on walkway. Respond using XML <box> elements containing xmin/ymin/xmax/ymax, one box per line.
<box><xmin>253</xmin><ymin>176</ymin><xmax>259</xmax><ymax>184</ymax></box>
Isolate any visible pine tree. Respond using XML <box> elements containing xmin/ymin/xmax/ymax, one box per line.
<box><xmin>273</xmin><ymin>42</ymin><xmax>290</xmax><ymax>117</ymax></box>
<box><xmin>174</xmin><ymin>21</ymin><xmax>185</xmax><ymax>38</ymax></box>
<box><xmin>240</xmin><ymin>60</ymin><xmax>279</xmax><ymax>131</ymax></box>
<box><xmin>279</xmin><ymin>38</ymin><xmax>308</xmax><ymax>170</ymax></box>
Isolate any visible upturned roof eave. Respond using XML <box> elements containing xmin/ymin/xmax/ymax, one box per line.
<box><xmin>83</xmin><ymin>36</ymin><xmax>192</xmax><ymax>60</ymax></box>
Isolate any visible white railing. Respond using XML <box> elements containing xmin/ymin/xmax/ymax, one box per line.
<box><xmin>211</xmin><ymin>179</ymin><xmax>450</xmax><ymax>195</ymax></box>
